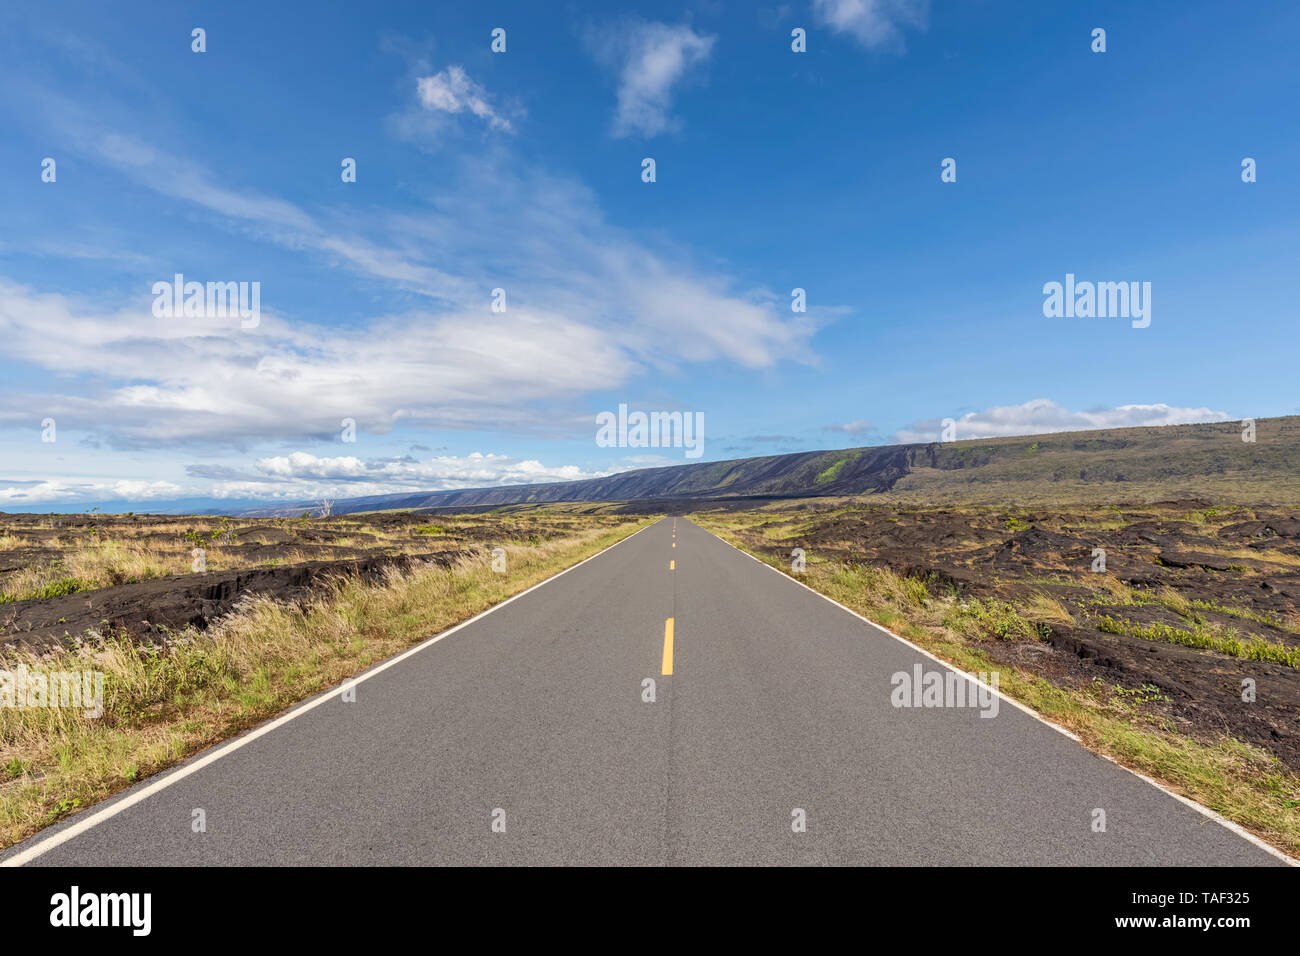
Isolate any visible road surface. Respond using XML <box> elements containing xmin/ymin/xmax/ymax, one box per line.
<box><xmin>4</xmin><ymin>517</ymin><xmax>1285</xmax><ymax>866</ymax></box>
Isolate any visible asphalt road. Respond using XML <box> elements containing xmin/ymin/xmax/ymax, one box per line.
<box><xmin>5</xmin><ymin>517</ymin><xmax>1286</xmax><ymax>866</ymax></box>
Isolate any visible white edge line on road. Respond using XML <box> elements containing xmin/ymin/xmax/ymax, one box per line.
<box><xmin>697</xmin><ymin>521</ymin><xmax>1299</xmax><ymax>866</ymax></box>
<box><xmin>2</xmin><ymin>518</ymin><xmax>660</xmax><ymax>867</ymax></box>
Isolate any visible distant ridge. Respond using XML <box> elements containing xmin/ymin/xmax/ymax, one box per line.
<box><xmin>230</xmin><ymin>415</ymin><xmax>1300</xmax><ymax>516</ymax></box>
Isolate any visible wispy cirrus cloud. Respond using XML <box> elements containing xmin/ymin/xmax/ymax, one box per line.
<box><xmin>43</xmin><ymin>107</ymin><xmax>472</xmax><ymax>303</ymax></box>
<box><xmin>585</xmin><ymin>20</ymin><xmax>716</xmax><ymax>137</ymax></box>
<box><xmin>0</xmin><ymin>139</ymin><xmax>828</xmax><ymax>449</ymax></box>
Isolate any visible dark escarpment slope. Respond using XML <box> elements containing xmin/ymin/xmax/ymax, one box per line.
<box><xmin>236</xmin><ymin>415</ymin><xmax>1300</xmax><ymax>516</ymax></box>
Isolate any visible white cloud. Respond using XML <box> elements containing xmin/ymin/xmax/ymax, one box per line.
<box><xmin>256</xmin><ymin>450</ymin><xmax>605</xmax><ymax>486</ymax></box>
<box><xmin>893</xmin><ymin>399</ymin><xmax>1231</xmax><ymax>444</ymax></box>
<box><xmin>825</xmin><ymin>419</ymin><xmax>873</xmax><ymax>434</ymax></box>
<box><xmin>416</xmin><ymin>66</ymin><xmax>513</xmax><ymax>132</ymax></box>
<box><xmin>0</xmin><ymin>479</ymin><xmax>182</xmax><ymax>503</ymax></box>
<box><xmin>812</xmin><ymin>0</ymin><xmax>928</xmax><ymax>49</ymax></box>
<box><xmin>0</xmin><ymin>280</ymin><xmax>636</xmax><ymax>446</ymax></box>
<box><xmin>199</xmin><ymin>451</ymin><xmax>615</xmax><ymax>502</ymax></box>
<box><xmin>0</xmin><ymin>451</ymin><xmax>615</xmax><ymax>506</ymax></box>
<box><xmin>109</xmin><ymin>479</ymin><xmax>185</xmax><ymax>499</ymax></box>
<box><xmin>587</xmin><ymin>21</ymin><xmax>716</xmax><ymax>137</ymax></box>
<box><xmin>0</xmin><ymin>145</ymin><xmax>827</xmax><ymax>448</ymax></box>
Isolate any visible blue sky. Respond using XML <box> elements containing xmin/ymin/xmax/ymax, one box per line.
<box><xmin>1</xmin><ymin>0</ymin><xmax>1297</xmax><ymax>510</ymax></box>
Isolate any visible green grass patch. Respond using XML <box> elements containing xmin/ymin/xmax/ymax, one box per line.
<box><xmin>0</xmin><ymin>576</ymin><xmax>87</xmax><ymax>604</ymax></box>
<box><xmin>814</xmin><ymin>453</ymin><xmax>857</xmax><ymax>485</ymax></box>
<box><xmin>948</xmin><ymin>598</ymin><xmax>1050</xmax><ymax>642</ymax></box>
<box><xmin>1095</xmin><ymin>614</ymin><xmax>1300</xmax><ymax>667</ymax></box>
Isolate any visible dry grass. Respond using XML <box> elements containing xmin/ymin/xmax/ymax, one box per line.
<box><xmin>1021</xmin><ymin>592</ymin><xmax>1076</xmax><ymax>628</ymax></box>
<box><xmin>0</xmin><ymin>517</ymin><xmax>650</xmax><ymax>849</ymax></box>
<box><xmin>1208</xmin><ymin>546</ymin><xmax>1300</xmax><ymax>569</ymax></box>
<box><xmin>0</xmin><ymin>511</ymin><xmax>608</xmax><ymax>603</ymax></box>
<box><xmin>1155</xmin><ymin>585</ymin><xmax>1191</xmax><ymax>617</ymax></box>
<box><xmin>1088</xmin><ymin>574</ymin><xmax>1144</xmax><ymax>604</ymax></box>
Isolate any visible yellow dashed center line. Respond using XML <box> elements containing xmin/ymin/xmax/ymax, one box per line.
<box><xmin>665</xmin><ymin>521</ymin><xmax>677</xmax><ymax>673</ymax></box>
<box><xmin>662</xmin><ymin>618</ymin><xmax>674</xmax><ymax>675</ymax></box>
